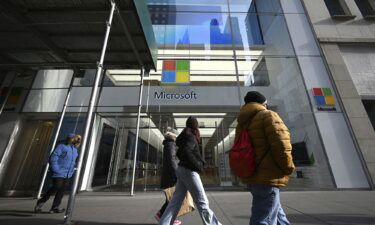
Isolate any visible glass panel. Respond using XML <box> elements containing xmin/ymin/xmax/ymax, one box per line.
<box><xmin>68</xmin><ymin>87</ymin><xmax>92</xmax><ymax>108</ymax></box>
<box><xmin>32</xmin><ymin>70</ymin><xmax>73</xmax><ymax>89</ymax></box>
<box><xmin>150</xmin><ymin>12</ymin><xmax>233</xmax><ymax>50</ymax></box>
<box><xmin>229</xmin><ymin>0</ymin><xmax>282</xmax><ymax>13</ymax></box>
<box><xmin>0</xmin><ymin>71</ymin><xmax>35</xmax><ymax>113</ymax></box>
<box><xmin>147</xmin><ymin>0</ymin><xmax>229</xmax><ymax>13</ymax></box>
<box><xmin>72</xmin><ymin>69</ymin><xmax>97</xmax><ymax>87</ymax></box>
<box><xmin>231</xmin><ymin>13</ymin><xmax>294</xmax><ymax>56</ymax></box>
<box><xmin>362</xmin><ymin>100</ymin><xmax>375</xmax><ymax>130</ymax></box>
<box><xmin>355</xmin><ymin>0</ymin><xmax>375</xmax><ymax>16</ymax></box>
<box><xmin>103</xmin><ymin>69</ymin><xmax>142</xmax><ymax>86</ymax></box>
<box><xmin>22</xmin><ymin>89</ymin><xmax>68</xmax><ymax>112</ymax></box>
<box><xmin>323</xmin><ymin>0</ymin><xmax>346</xmax><ymax>16</ymax></box>
<box><xmin>87</xmin><ymin>113</ymin><xmax>163</xmax><ymax>191</ymax></box>
<box><xmin>278</xmin><ymin>111</ymin><xmax>334</xmax><ymax>189</ymax></box>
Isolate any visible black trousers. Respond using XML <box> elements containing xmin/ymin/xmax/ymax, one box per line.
<box><xmin>38</xmin><ymin>177</ymin><xmax>70</xmax><ymax>209</ymax></box>
<box><xmin>159</xmin><ymin>198</ymin><xmax>169</xmax><ymax>216</ymax></box>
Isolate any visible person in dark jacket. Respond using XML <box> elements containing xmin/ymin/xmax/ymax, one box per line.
<box><xmin>158</xmin><ymin>117</ymin><xmax>222</xmax><ymax>225</ymax></box>
<box><xmin>155</xmin><ymin>127</ymin><xmax>181</xmax><ymax>225</ymax></box>
<box><xmin>34</xmin><ymin>133</ymin><xmax>79</xmax><ymax>213</ymax></box>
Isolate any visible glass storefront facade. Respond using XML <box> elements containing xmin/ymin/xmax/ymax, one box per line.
<box><xmin>4</xmin><ymin>0</ymin><xmax>362</xmax><ymax>196</ymax></box>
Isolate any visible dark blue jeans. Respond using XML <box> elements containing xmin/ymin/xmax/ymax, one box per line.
<box><xmin>249</xmin><ymin>184</ymin><xmax>290</xmax><ymax>225</ymax></box>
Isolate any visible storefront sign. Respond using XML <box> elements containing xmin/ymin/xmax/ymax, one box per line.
<box><xmin>154</xmin><ymin>91</ymin><xmax>197</xmax><ymax>100</ymax></box>
<box><xmin>312</xmin><ymin>88</ymin><xmax>336</xmax><ymax>111</ymax></box>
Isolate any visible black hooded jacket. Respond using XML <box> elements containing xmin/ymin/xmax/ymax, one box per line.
<box><xmin>176</xmin><ymin>129</ymin><xmax>205</xmax><ymax>173</ymax></box>
<box><xmin>160</xmin><ymin>138</ymin><xmax>178</xmax><ymax>189</ymax></box>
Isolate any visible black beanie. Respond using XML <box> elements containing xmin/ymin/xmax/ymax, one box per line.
<box><xmin>244</xmin><ymin>91</ymin><xmax>267</xmax><ymax>104</ymax></box>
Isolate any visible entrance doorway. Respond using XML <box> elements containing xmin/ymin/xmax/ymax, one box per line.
<box><xmin>92</xmin><ymin>124</ymin><xmax>117</xmax><ymax>187</ymax></box>
<box><xmin>0</xmin><ymin>120</ymin><xmax>56</xmax><ymax>196</ymax></box>
<box><xmin>90</xmin><ymin>106</ymin><xmax>239</xmax><ymax>192</ymax></box>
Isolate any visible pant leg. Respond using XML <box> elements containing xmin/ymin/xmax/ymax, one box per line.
<box><xmin>277</xmin><ymin>206</ymin><xmax>290</xmax><ymax>225</ymax></box>
<box><xmin>51</xmin><ymin>178</ymin><xmax>68</xmax><ymax>209</ymax></box>
<box><xmin>179</xmin><ymin>167</ymin><xmax>222</xmax><ymax>225</ymax></box>
<box><xmin>159</xmin><ymin>198</ymin><xmax>169</xmax><ymax>216</ymax></box>
<box><xmin>38</xmin><ymin>178</ymin><xmax>61</xmax><ymax>204</ymax></box>
<box><xmin>249</xmin><ymin>184</ymin><xmax>281</xmax><ymax>225</ymax></box>
<box><xmin>158</xmin><ymin>174</ymin><xmax>187</xmax><ymax>225</ymax></box>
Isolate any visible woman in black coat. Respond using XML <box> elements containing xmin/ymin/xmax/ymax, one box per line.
<box><xmin>155</xmin><ymin>127</ymin><xmax>181</xmax><ymax>225</ymax></box>
<box><xmin>158</xmin><ymin>117</ymin><xmax>222</xmax><ymax>225</ymax></box>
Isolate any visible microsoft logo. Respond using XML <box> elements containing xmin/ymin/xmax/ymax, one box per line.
<box><xmin>313</xmin><ymin>88</ymin><xmax>335</xmax><ymax>106</ymax></box>
<box><xmin>161</xmin><ymin>60</ymin><xmax>190</xmax><ymax>85</ymax></box>
<box><xmin>313</xmin><ymin>88</ymin><xmax>336</xmax><ymax>111</ymax></box>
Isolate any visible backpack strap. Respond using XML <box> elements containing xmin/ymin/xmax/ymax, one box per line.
<box><xmin>239</xmin><ymin>109</ymin><xmax>270</xmax><ymax>173</ymax></box>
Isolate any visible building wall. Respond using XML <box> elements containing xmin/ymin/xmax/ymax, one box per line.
<box><xmin>302</xmin><ymin>0</ymin><xmax>375</xmax><ymax>187</ymax></box>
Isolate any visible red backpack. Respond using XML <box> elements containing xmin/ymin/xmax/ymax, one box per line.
<box><xmin>229</xmin><ymin>129</ymin><xmax>256</xmax><ymax>178</ymax></box>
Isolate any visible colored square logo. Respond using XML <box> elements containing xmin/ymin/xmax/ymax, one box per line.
<box><xmin>161</xmin><ymin>71</ymin><xmax>176</xmax><ymax>83</ymax></box>
<box><xmin>313</xmin><ymin>88</ymin><xmax>323</xmax><ymax>96</ymax></box>
<box><xmin>176</xmin><ymin>72</ymin><xmax>190</xmax><ymax>83</ymax></box>
<box><xmin>176</xmin><ymin>60</ymin><xmax>189</xmax><ymax>71</ymax></box>
<box><xmin>322</xmin><ymin>88</ymin><xmax>332</xmax><ymax>96</ymax></box>
<box><xmin>314</xmin><ymin>96</ymin><xmax>326</xmax><ymax>106</ymax></box>
<box><xmin>163</xmin><ymin>60</ymin><xmax>176</xmax><ymax>71</ymax></box>
<box><xmin>325</xmin><ymin>96</ymin><xmax>335</xmax><ymax>105</ymax></box>
<box><xmin>162</xmin><ymin>60</ymin><xmax>190</xmax><ymax>85</ymax></box>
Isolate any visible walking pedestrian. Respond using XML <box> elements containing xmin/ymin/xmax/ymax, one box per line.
<box><xmin>155</xmin><ymin>127</ymin><xmax>182</xmax><ymax>225</ymax></box>
<box><xmin>34</xmin><ymin>133</ymin><xmax>80</xmax><ymax>213</ymax></box>
<box><xmin>158</xmin><ymin>117</ymin><xmax>222</xmax><ymax>225</ymax></box>
<box><xmin>235</xmin><ymin>91</ymin><xmax>295</xmax><ymax>225</ymax></box>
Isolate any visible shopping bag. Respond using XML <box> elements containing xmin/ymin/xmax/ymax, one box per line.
<box><xmin>163</xmin><ymin>186</ymin><xmax>195</xmax><ymax>217</ymax></box>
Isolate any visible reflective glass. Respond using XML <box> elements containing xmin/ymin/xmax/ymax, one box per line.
<box><xmin>324</xmin><ymin>0</ymin><xmax>346</xmax><ymax>16</ymax></box>
<box><xmin>32</xmin><ymin>70</ymin><xmax>73</xmax><ymax>89</ymax></box>
<box><xmin>147</xmin><ymin>0</ymin><xmax>229</xmax><ymax>12</ymax></box>
<box><xmin>229</xmin><ymin>0</ymin><xmax>283</xmax><ymax>13</ymax></box>
<box><xmin>150</xmin><ymin>12</ymin><xmax>234</xmax><ymax>49</ymax></box>
<box><xmin>230</xmin><ymin>13</ymin><xmax>294</xmax><ymax>56</ymax></box>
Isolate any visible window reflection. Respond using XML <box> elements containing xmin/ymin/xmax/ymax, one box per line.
<box><xmin>147</xmin><ymin>0</ymin><xmax>228</xmax><ymax>13</ymax></box>
<box><xmin>229</xmin><ymin>0</ymin><xmax>282</xmax><ymax>13</ymax></box>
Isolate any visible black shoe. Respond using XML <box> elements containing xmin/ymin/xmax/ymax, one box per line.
<box><xmin>49</xmin><ymin>208</ymin><xmax>65</xmax><ymax>214</ymax></box>
<box><xmin>34</xmin><ymin>203</ymin><xmax>43</xmax><ymax>213</ymax></box>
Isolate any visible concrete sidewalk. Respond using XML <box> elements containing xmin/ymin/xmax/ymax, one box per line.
<box><xmin>0</xmin><ymin>191</ymin><xmax>375</xmax><ymax>225</ymax></box>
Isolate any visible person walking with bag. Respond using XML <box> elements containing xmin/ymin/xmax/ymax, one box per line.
<box><xmin>34</xmin><ymin>133</ymin><xmax>79</xmax><ymax>213</ymax></box>
<box><xmin>235</xmin><ymin>91</ymin><xmax>295</xmax><ymax>225</ymax></box>
<box><xmin>158</xmin><ymin>117</ymin><xmax>222</xmax><ymax>225</ymax></box>
<box><xmin>155</xmin><ymin>127</ymin><xmax>183</xmax><ymax>225</ymax></box>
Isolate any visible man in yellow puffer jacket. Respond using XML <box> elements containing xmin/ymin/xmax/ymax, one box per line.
<box><xmin>235</xmin><ymin>91</ymin><xmax>295</xmax><ymax>225</ymax></box>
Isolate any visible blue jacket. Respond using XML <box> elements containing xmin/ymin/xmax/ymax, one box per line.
<box><xmin>50</xmin><ymin>144</ymin><xmax>78</xmax><ymax>178</ymax></box>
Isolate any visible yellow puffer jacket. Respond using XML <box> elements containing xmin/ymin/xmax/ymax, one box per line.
<box><xmin>235</xmin><ymin>103</ymin><xmax>295</xmax><ymax>187</ymax></box>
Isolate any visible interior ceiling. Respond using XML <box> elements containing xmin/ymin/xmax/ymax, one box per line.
<box><xmin>99</xmin><ymin>107</ymin><xmax>239</xmax><ymax>151</ymax></box>
<box><xmin>0</xmin><ymin>0</ymin><xmax>156</xmax><ymax>70</ymax></box>
<box><xmin>147</xmin><ymin>112</ymin><xmax>237</xmax><ymax>152</ymax></box>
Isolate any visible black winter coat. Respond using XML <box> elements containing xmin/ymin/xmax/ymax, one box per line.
<box><xmin>176</xmin><ymin>130</ymin><xmax>205</xmax><ymax>173</ymax></box>
<box><xmin>160</xmin><ymin>139</ymin><xmax>178</xmax><ymax>189</ymax></box>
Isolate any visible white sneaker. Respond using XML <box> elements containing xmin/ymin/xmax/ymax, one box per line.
<box><xmin>173</xmin><ymin>219</ymin><xmax>182</xmax><ymax>225</ymax></box>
